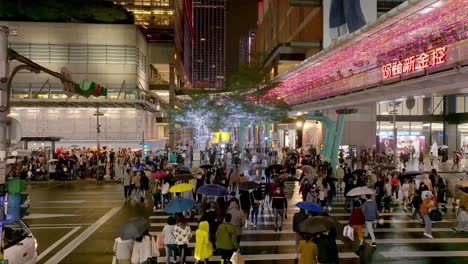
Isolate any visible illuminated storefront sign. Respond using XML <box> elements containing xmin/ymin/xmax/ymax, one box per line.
<box><xmin>382</xmin><ymin>46</ymin><xmax>447</xmax><ymax>79</ymax></box>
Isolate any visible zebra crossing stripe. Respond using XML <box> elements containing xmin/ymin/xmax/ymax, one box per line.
<box><xmin>153</xmin><ymin>253</ymin><xmax>359</xmax><ymax>263</ymax></box>
<box><xmin>368</xmin><ymin>238</ymin><xmax>468</xmax><ymax>244</ymax></box>
<box><xmin>380</xmin><ymin>251</ymin><xmax>468</xmax><ymax>258</ymax></box>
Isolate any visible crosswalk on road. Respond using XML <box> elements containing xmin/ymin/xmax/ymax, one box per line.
<box><xmin>148</xmin><ymin>181</ymin><xmax>468</xmax><ymax>263</ymax></box>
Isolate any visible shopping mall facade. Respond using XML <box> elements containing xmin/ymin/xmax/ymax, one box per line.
<box><xmin>2</xmin><ymin>22</ymin><xmax>170</xmax><ymax>150</ymax></box>
<box><xmin>261</xmin><ymin>0</ymin><xmax>468</xmax><ymax>158</ymax></box>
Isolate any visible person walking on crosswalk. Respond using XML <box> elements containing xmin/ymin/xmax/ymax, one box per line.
<box><xmin>362</xmin><ymin>194</ymin><xmax>379</xmax><ymax>247</ymax></box>
<box><xmin>227</xmin><ymin>200</ymin><xmax>246</xmax><ymax>244</ymax></box>
<box><xmin>194</xmin><ymin>221</ymin><xmax>213</xmax><ymax>264</ymax></box>
<box><xmin>420</xmin><ymin>192</ymin><xmax>436</xmax><ymax>239</ymax></box>
<box><xmin>216</xmin><ymin>213</ymin><xmax>240</xmax><ymax>264</ymax></box>
<box><xmin>272</xmin><ymin>186</ymin><xmax>288</xmax><ymax>232</ymax></box>
<box><xmin>297</xmin><ymin>233</ymin><xmax>318</xmax><ymax>264</ymax></box>
<box><xmin>293</xmin><ymin>209</ymin><xmax>309</xmax><ymax>259</ymax></box>
<box><xmin>349</xmin><ymin>200</ymin><xmax>366</xmax><ymax>245</ymax></box>
<box><xmin>173</xmin><ymin>215</ymin><xmax>193</xmax><ymax>264</ymax></box>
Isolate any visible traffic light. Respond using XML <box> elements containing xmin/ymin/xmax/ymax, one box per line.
<box><xmin>320</xmin><ymin>144</ymin><xmax>324</xmax><ymax>151</ymax></box>
<box><xmin>143</xmin><ymin>144</ymin><xmax>149</xmax><ymax>155</ymax></box>
<box><xmin>74</xmin><ymin>80</ymin><xmax>107</xmax><ymax>97</ymax></box>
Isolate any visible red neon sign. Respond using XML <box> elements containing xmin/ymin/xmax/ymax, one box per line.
<box><xmin>382</xmin><ymin>46</ymin><xmax>447</xmax><ymax>79</ymax></box>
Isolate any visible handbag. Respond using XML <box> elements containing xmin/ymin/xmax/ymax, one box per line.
<box><xmin>146</xmin><ymin>235</ymin><xmax>160</xmax><ymax>264</ymax></box>
<box><xmin>429</xmin><ymin>209</ymin><xmax>443</xmax><ymax>221</ymax></box>
<box><xmin>343</xmin><ymin>224</ymin><xmax>354</xmax><ymax>241</ymax></box>
<box><xmin>230</xmin><ymin>251</ymin><xmax>245</xmax><ymax>264</ymax></box>
<box><xmin>156</xmin><ymin>234</ymin><xmax>164</xmax><ymax>249</ymax></box>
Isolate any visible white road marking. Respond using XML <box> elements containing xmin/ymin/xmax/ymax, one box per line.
<box><xmin>380</xmin><ymin>250</ymin><xmax>468</xmax><ymax>258</ymax></box>
<box><xmin>65</xmin><ymin>191</ymin><xmax>121</xmax><ymax>194</ymax></box>
<box><xmin>154</xmin><ymin>253</ymin><xmax>358</xmax><ymax>262</ymax></box>
<box><xmin>34</xmin><ymin>200</ymin><xmax>86</xmax><ymax>204</ymax></box>
<box><xmin>29</xmin><ymin>223</ymin><xmax>93</xmax><ymax>227</ymax></box>
<box><xmin>29</xmin><ymin>226</ymin><xmax>82</xmax><ymax>230</ymax></box>
<box><xmin>369</xmin><ymin>238</ymin><xmax>468</xmax><ymax>244</ymax></box>
<box><xmin>337</xmin><ymin>219</ymin><xmax>457</xmax><ymax>224</ymax></box>
<box><xmin>37</xmin><ymin>227</ymin><xmax>81</xmax><ymax>261</ymax></box>
<box><xmin>146</xmin><ymin>236</ymin><xmax>344</xmax><ymax>246</ymax></box>
<box><xmin>44</xmin><ymin>207</ymin><xmax>121</xmax><ymax>264</ymax></box>
<box><xmin>24</xmin><ymin>213</ymin><xmax>79</xmax><ymax>219</ymax></box>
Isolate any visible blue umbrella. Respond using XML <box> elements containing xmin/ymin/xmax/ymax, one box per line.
<box><xmin>295</xmin><ymin>201</ymin><xmax>324</xmax><ymax>212</ymax></box>
<box><xmin>156</xmin><ymin>151</ymin><xmax>166</xmax><ymax>156</ymax></box>
<box><xmin>197</xmin><ymin>184</ymin><xmax>229</xmax><ymax>197</ymax></box>
<box><xmin>163</xmin><ymin>198</ymin><xmax>196</xmax><ymax>214</ymax></box>
<box><xmin>146</xmin><ymin>160</ymin><xmax>158</xmax><ymax>166</ymax></box>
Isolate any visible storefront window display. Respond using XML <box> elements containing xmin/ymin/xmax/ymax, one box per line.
<box><xmin>458</xmin><ymin>124</ymin><xmax>468</xmax><ymax>154</ymax></box>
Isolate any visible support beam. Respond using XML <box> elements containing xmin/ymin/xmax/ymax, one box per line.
<box><xmin>168</xmin><ymin>64</ymin><xmax>175</xmax><ymax>149</ymax></box>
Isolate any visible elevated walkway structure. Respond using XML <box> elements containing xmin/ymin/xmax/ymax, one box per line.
<box><xmin>10</xmin><ymin>86</ymin><xmax>161</xmax><ymax>112</ymax></box>
<box><xmin>266</xmin><ymin>0</ymin><xmax>468</xmax><ymax>111</ymax></box>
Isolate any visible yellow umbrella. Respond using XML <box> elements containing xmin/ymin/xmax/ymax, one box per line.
<box><xmin>169</xmin><ymin>183</ymin><xmax>194</xmax><ymax>193</ymax></box>
<box><xmin>456</xmin><ymin>180</ymin><xmax>468</xmax><ymax>188</ymax></box>
<box><xmin>89</xmin><ymin>146</ymin><xmax>98</xmax><ymax>151</ymax></box>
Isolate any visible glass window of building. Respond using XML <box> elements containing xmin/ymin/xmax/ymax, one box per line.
<box><xmin>433</xmin><ymin>97</ymin><xmax>444</xmax><ymax>115</ymax></box>
<box><xmin>456</xmin><ymin>96</ymin><xmax>465</xmax><ymax>113</ymax></box>
<box><xmin>431</xmin><ymin>122</ymin><xmax>444</xmax><ymax>145</ymax></box>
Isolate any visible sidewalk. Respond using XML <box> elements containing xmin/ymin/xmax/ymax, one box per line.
<box><xmin>386</xmin><ymin>158</ymin><xmax>468</xmax><ymax>174</ymax></box>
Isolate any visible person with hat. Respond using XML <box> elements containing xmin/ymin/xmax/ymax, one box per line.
<box><xmin>420</xmin><ymin>191</ymin><xmax>436</xmax><ymax>238</ymax></box>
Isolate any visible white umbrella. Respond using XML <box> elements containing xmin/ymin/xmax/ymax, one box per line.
<box><xmin>346</xmin><ymin>186</ymin><xmax>375</xmax><ymax>197</ymax></box>
<box><xmin>422</xmin><ymin>190</ymin><xmax>433</xmax><ymax>199</ymax></box>
<box><xmin>439</xmin><ymin>145</ymin><xmax>448</xmax><ymax>149</ymax></box>
<box><xmin>47</xmin><ymin>159</ymin><xmax>58</xmax><ymax>163</ymax></box>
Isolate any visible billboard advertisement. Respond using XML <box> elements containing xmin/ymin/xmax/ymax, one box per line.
<box><xmin>323</xmin><ymin>0</ymin><xmax>377</xmax><ymax>49</ymax></box>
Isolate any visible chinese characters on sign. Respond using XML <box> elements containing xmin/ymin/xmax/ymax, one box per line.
<box><xmin>382</xmin><ymin>46</ymin><xmax>447</xmax><ymax>79</ymax></box>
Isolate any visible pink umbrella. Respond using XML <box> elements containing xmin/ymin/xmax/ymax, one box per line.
<box><xmin>151</xmin><ymin>171</ymin><xmax>168</xmax><ymax>178</ymax></box>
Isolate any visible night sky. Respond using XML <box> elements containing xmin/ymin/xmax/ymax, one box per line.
<box><xmin>226</xmin><ymin>0</ymin><xmax>258</xmax><ymax>79</ymax></box>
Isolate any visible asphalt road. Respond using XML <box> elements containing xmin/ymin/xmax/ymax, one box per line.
<box><xmin>22</xmin><ymin>175</ymin><xmax>468</xmax><ymax>264</ymax></box>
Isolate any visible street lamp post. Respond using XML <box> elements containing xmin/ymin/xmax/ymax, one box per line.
<box><xmin>94</xmin><ymin>106</ymin><xmax>104</xmax><ymax>179</ymax></box>
<box><xmin>94</xmin><ymin>106</ymin><xmax>104</xmax><ymax>155</ymax></box>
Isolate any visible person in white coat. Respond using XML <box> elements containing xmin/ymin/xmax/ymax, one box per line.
<box><xmin>113</xmin><ymin>237</ymin><xmax>133</xmax><ymax>264</ymax></box>
<box><xmin>131</xmin><ymin>230</ymin><xmax>159</xmax><ymax>264</ymax></box>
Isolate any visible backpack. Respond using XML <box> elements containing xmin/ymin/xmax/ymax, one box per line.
<box><xmin>430</xmin><ymin>209</ymin><xmax>443</xmax><ymax>221</ymax></box>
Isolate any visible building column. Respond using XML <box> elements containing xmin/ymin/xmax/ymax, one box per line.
<box><xmin>238</xmin><ymin>118</ymin><xmax>245</xmax><ymax>159</ymax></box>
<box><xmin>168</xmin><ymin>64</ymin><xmax>175</xmax><ymax>149</ymax></box>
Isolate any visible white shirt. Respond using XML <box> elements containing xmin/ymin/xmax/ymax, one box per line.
<box><xmin>131</xmin><ymin>235</ymin><xmax>158</xmax><ymax>264</ymax></box>
<box><xmin>113</xmin><ymin>237</ymin><xmax>133</xmax><ymax>260</ymax></box>
<box><xmin>162</xmin><ymin>224</ymin><xmax>176</xmax><ymax>245</ymax></box>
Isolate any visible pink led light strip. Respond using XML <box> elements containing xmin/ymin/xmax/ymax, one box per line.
<box><xmin>265</xmin><ymin>0</ymin><xmax>468</xmax><ymax>106</ymax></box>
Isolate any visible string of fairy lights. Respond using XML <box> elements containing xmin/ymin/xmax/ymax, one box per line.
<box><xmin>265</xmin><ymin>0</ymin><xmax>467</xmax><ymax>106</ymax></box>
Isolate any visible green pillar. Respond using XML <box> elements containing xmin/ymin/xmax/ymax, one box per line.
<box><xmin>330</xmin><ymin>114</ymin><xmax>346</xmax><ymax>173</ymax></box>
<box><xmin>303</xmin><ymin>114</ymin><xmax>334</xmax><ymax>161</ymax></box>
<box><xmin>239</xmin><ymin>118</ymin><xmax>245</xmax><ymax>159</ymax></box>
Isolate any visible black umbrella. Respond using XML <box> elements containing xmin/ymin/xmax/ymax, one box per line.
<box><xmin>400</xmin><ymin>171</ymin><xmax>422</xmax><ymax>178</ymax></box>
<box><xmin>352</xmin><ymin>169</ymin><xmax>366</xmax><ymax>175</ymax></box>
<box><xmin>200</xmin><ymin>164</ymin><xmax>213</xmax><ymax>169</ymax></box>
<box><xmin>268</xmin><ymin>164</ymin><xmax>285</xmax><ymax>172</ymax></box>
<box><xmin>118</xmin><ymin>218</ymin><xmax>149</xmax><ymax>240</ymax></box>
<box><xmin>299</xmin><ymin>216</ymin><xmax>340</xmax><ymax>231</ymax></box>
<box><xmin>238</xmin><ymin>181</ymin><xmax>259</xmax><ymax>191</ymax></box>
<box><xmin>298</xmin><ymin>222</ymin><xmax>328</xmax><ymax>234</ymax></box>
<box><xmin>173</xmin><ymin>174</ymin><xmax>194</xmax><ymax>182</ymax></box>
<box><xmin>379</xmin><ymin>165</ymin><xmax>396</xmax><ymax>170</ymax></box>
